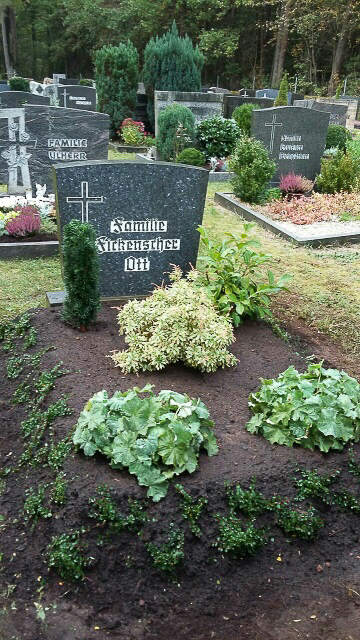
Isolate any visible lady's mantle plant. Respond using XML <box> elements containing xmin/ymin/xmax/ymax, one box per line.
<box><xmin>73</xmin><ymin>385</ymin><xmax>218</xmax><ymax>501</ymax></box>
<box><xmin>110</xmin><ymin>267</ymin><xmax>237</xmax><ymax>373</ymax></box>
<box><xmin>246</xmin><ymin>363</ymin><xmax>360</xmax><ymax>452</ymax></box>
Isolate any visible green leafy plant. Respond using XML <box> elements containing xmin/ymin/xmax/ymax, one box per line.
<box><xmin>78</xmin><ymin>78</ymin><xmax>93</xmax><ymax>87</ymax></box>
<box><xmin>47</xmin><ymin>436</ymin><xmax>73</xmax><ymax>471</ymax></box>
<box><xmin>214</xmin><ymin>513</ymin><xmax>266</xmax><ymax>557</ymax></box>
<box><xmin>197</xmin><ymin>225</ymin><xmax>291</xmax><ymax>327</ymax></box>
<box><xmin>88</xmin><ymin>485</ymin><xmax>150</xmax><ymax>533</ymax></box>
<box><xmin>145</xmin><ymin>524</ymin><xmax>185</xmax><ymax>573</ymax></box>
<box><xmin>111</xmin><ymin>266</ymin><xmax>237</xmax><ymax>373</ymax></box>
<box><xmin>294</xmin><ymin>468</ymin><xmax>360</xmax><ymax>513</ymax></box>
<box><xmin>316</xmin><ymin>149</ymin><xmax>357</xmax><ymax>194</ymax></box>
<box><xmin>23</xmin><ymin>485</ymin><xmax>52</xmax><ymax>529</ymax></box>
<box><xmin>196</xmin><ymin>116</ymin><xmax>240</xmax><ymax>159</ymax></box>
<box><xmin>232</xmin><ymin>103</ymin><xmax>259</xmax><ymax>136</ymax></box>
<box><xmin>175</xmin><ymin>484</ymin><xmax>207</xmax><ymax>537</ymax></box>
<box><xmin>325</xmin><ymin>125</ymin><xmax>352</xmax><ymax>152</ymax></box>
<box><xmin>225</xmin><ymin>479</ymin><xmax>274</xmax><ymax>516</ymax></box>
<box><xmin>265</xmin><ymin>187</ymin><xmax>282</xmax><ymax>202</ymax></box>
<box><xmin>247</xmin><ymin>363</ymin><xmax>360</xmax><ymax>452</ymax></box>
<box><xmin>348</xmin><ymin>447</ymin><xmax>360</xmax><ymax>477</ymax></box>
<box><xmin>9</xmin><ymin>77</ymin><xmax>30</xmax><ymax>92</ymax></box>
<box><xmin>229</xmin><ymin>136</ymin><xmax>276</xmax><ymax>204</ymax></box>
<box><xmin>275</xmin><ymin>75</ymin><xmax>289</xmax><ymax>106</ymax></box>
<box><xmin>0</xmin><ymin>313</ymin><xmax>36</xmax><ymax>352</ymax></box>
<box><xmin>73</xmin><ymin>385</ymin><xmax>218</xmax><ymax>501</ymax></box>
<box><xmin>62</xmin><ymin>220</ymin><xmax>101</xmax><ymax>331</ymax></box>
<box><xmin>274</xmin><ymin>502</ymin><xmax>324</xmax><ymax>539</ymax></box>
<box><xmin>50</xmin><ymin>472</ymin><xmax>68</xmax><ymax>505</ymax></box>
<box><xmin>176</xmin><ymin>147</ymin><xmax>205</xmax><ymax>166</ymax></box>
<box><xmin>156</xmin><ymin>104</ymin><xmax>195</xmax><ymax>161</ymax></box>
<box><xmin>47</xmin><ymin>529</ymin><xmax>90</xmax><ymax>581</ymax></box>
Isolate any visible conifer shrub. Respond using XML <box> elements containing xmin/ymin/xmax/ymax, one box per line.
<box><xmin>110</xmin><ymin>266</ymin><xmax>237</xmax><ymax>373</ymax></box>
<box><xmin>62</xmin><ymin>220</ymin><xmax>101</xmax><ymax>331</ymax></box>
<box><xmin>316</xmin><ymin>149</ymin><xmax>357</xmax><ymax>194</ymax></box>
<box><xmin>143</xmin><ymin>21</ymin><xmax>204</xmax><ymax>128</ymax></box>
<box><xmin>9</xmin><ymin>77</ymin><xmax>30</xmax><ymax>92</ymax></box>
<box><xmin>157</xmin><ymin>104</ymin><xmax>195</xmax><ymax>161</ymax></box>
<box><xmin>325</xmin><ymin>125</ymin><xmax>352</xmax><ymax>152</ymax></box>
<box><xmin>176</xmin><ymin>147</ymin><xmax>205</xmax><ymax>166</ymax></box>
<box><xmin>275</xmin><ymin>75</ymin><xmax>289</xmax><ymax>106</ymax></box>
<box><xmin>95</xmin><ymin>41</ymin><xmax>139</xmax><ymax>137</ymax></box>
<box><xmin>229</xmin><ymin>136</ymin><xmax>276</xmax><ymax>203</ymax></box>
<box><xmin>232</xmin><ymin>103</ymin><xmax>259</xmax><ymax>136</ymax></box>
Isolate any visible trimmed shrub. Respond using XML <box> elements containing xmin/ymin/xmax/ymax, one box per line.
<box><xmin>316</xmin><ymin>150</ymin><xmax>357</xmax><ymax>194</ymax></box>
<box><xmin>62</xmin><ymin>220</ymin><xmax>101</xmax><ymax>331</ymax></box>
<box><xmin>143</xmin><ymin>21</ymin><xmax>204</xmax><ymax>128</ymax></box>
<box><xmin>232</xmin><ymin>103</ymin><xmax>259</xmax><ymax>136</ymax></box>
<box><xmin>196</xmin><ymin>116</ymin><xmax>240</xmax><ymax>159</ymax></box>
<box><xmin>325</xmin><ymin>124</ymin><xmax>352</xmax><ymax>152</ymax></box>
<box><xmin>95</xmin><ymin>41</ymin><xmax>139</xmax><ymax>137</ymax></box>
<box><xmin>176</xmin><ymin>147</ymin><xmax>205</xmax><ymax>166</ymax></box>
<box><xmin>229</xmin><ymin>136</ymin><xmax>276</xmax><ymax>203</ymax></box>
<box><xmin>157</xmin><ymin>103</ymin><xmax>195</xmax><ymax>161</ymax></box>
<box><xmin>78</xmin><ymin>78</ymin><xmax>93</xmax><ymax>87</ymax></box>
<box><xmin>275</xmin><ymin>75</ymin><xmax>288</xmax><ymax>106</ymax></box>
<box><xmin>9</xmin><ymin>77</ymin><xmax>30</xmax><ymax>92</ymax></box>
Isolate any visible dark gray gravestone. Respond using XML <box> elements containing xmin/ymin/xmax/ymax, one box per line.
<box><xmin>0</xmin><ymin>91</ymin><xmax>50</xmax><ymax>107</ymax></box>
<box><xmin>0</xmin><ymin>105</ymin><xmax>109</xmax><ymax>194</ymax></box>
<box><xmin>53</xmin><ymin>161</ymin><xmax>208</xmax><ymax>298</ymax></box>
<box><xmin>0</xmin><ymin>84</ymin><xmax>10</xmax><ymax>92</ymax></box>
<box><xmin>238</xmin><ymin>89</ymin><xmax>256</xmax><ymax>97</ymax></box>
<box><xmin>57</xmin><ymin>85</ymin><xmax>96</xmax><ymax>111</ymax></box>
<box><xmin>61</xmin><ymin>78</ymin><xmax>80</xmax><ymax>85</ymax></box>
<box><xmin>290</xmin><ymin>92</ymin><xmax>305</xmax><ymax>105</ymax></box>
<box><xmin>256</xmin><ymin>88</ymin><xmax>293</xmax><ymax>105</ymax></box>
<box><xmin>223</xmin><ymin>95</ymin><xmax>274</xmax><ymax>118</ymax></box>
<box><xmin>293</xmin><ymin>99</ymin><xmax>347</xmax><ymax>126</ymax></box>
<box><xmin>251</xmin><ymin>106</ymin><xmax>330</xmax><ymax>184</ymax></box>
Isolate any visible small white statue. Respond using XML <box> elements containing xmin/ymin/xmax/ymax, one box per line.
<box><xmin>35</xmin><ymin>183</ymin><xmax>47</xmax><ymax>200</ymax></box>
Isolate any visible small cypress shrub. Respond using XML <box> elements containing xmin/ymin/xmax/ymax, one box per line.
<box><xmin>232</xmin><ymin>103</ymin><xmax>259</xmax><ymax>135</ymax></box>
<box><xmin>325</xmin><ymin>125</ymin><xmax>352</xmax><ymax>152</ymax></box>
<box><xmin>62</xmin><ymin>220</ymin><xmax>101</xmax><ymax>331</ymax></box>
<box><xmin>95</xmin><ymin>41</ymin><xmax>139</xmax><ymax>137</ymax></box>
<box><xmin>316</xmin><ymin>150</ymin><xmax>356</xmax><ymax>194</ymax></box>
<box><xmin>157</xmin><ymin>103</ymin><xmax>195</xmax><ymax>161</ymax></box>
<box><xmin>275</xmin><ymin>75</ymin><xmax>288</xmax><ymax>106</ymax></box>
<box><xmin>9</xmin><ymin>77</ymin><xmax>30</xmax><ymax>92</ymax></box>
<box><xmin>176</xmin><ymin>147</ymin><xmax>205</xmax><ymax>166</ymax></box>
<box><xmin>229</xmin><ymin>136</ymin><xmax>276</xmax><ymax>203</ymax></box>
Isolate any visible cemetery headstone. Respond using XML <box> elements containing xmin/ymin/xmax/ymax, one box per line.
<box><xmin>256</xmin><ymin>88</ymin><xmax>293</xmax><ymax>105</ymax></box>
<box><xmin>0</xmin><ymin>83</ymin><xmax>10</xmax><ymax>92</ymax></box>
<box><xmin>223</xmin><ymin>95</ymin><xmax>274</xmax><ymax>118</ymax></box>
<box><xmin>53</xmin><ymin>74</ymin><xmax>66</xmax><ymax>85</ymax></box>
<box><xmin>154</xmin><ymin>91</ymin><xmax>224</xmax><ymax>135</ymax></box>
<box><xmin>251</xmin><ymin>106</ymin><xmax>330</xmax><ymax>184</ymax></box>
<box><xmin>293</xmin><ymin>99</ymin><xmax>348</xmax><ymax>126</ymax></box>
<box><xmin>53</xmin><ymin>160</ymin><xmax>209</xmax><ymax>298</ymax></box>
<box><xmin>238</xmin><ymin>89</ymin><xmax>256</xmax><ymax>97</ymax></box>
<box><xmin>61</xmin><ymin>78</ymin><xmax>80</xmax><ymax>85</ymax></box>
<box><xmin>0</xmin><ymin>91</ymin><xmax>50</xmax><ymax>108</ymax></box>
<box><xmin>57</xmin><ymin>85</ymin><xmax>96</xmax><ymax>111</ymax></box>
<box><xmin>290</xmin><ymin>92</ymin><xmax>305</xmax><ymax>105</ymax></box>
<box><xmin>0</xmin><ymin>105</ymin><xmax>109</xmax><ymax>194</ymax></box>
<box><xmin>209</xmin><ymin>87</ymin><xmax>230</xmax><ymax>94</ymax></box>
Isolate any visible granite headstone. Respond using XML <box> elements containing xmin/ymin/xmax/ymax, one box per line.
<box><xmin>154</xmin><ymin>91</ymin><xmax>224</xmax><ymax>135</ymax></box>
<box><xmin>0</xmin><ymin>91</ymin><xmax>50</xmax><ymax>108</ymax></box>
<box><xmin>0</xmin><ymin>105</ymin><xmax>109</xmax><ymax>194</ymax></box>
<box><xmin>61</xmin><ymin>78</ymin><xmax>80</xmax><ymax>85</ymax></box>
<box><xmin>53</xmin><ymin>160</ymin><xmax>209</xmax><ymax>298</ymax></box>
<box><xmin>238</xmin><ymin>89</ymin><xmax>256</xmax><ymax>97</ymax></box>
<box><xmin>293</xmin><ymin>99</ymin><xmax>348</xmax><ymax>126</ymax></box>
<box><xmin>223</xmin><ymin>95</ymin><xmax>274</xmax><ymax>118</ymax></box>
<box><xmin>251</xmin><ymin>106</ymin><xmax>330</xmax><ymax>184</ymax></box>
<box><xmin>0</xmin><ymin>84</ymin><xmax>10</xmax><ymax>92</ymax></box>
<box><xmin>57</xmin><ymin>85</ymin><xmax>96</xmax><ymax>111</ymax></box>
<box><xmin>53</xmin><ymin>74</ymin><xmax>66</xmax><ymax>85</ymax></box>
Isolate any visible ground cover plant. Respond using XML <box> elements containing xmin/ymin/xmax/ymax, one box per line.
<box><xmin>246</xmin><ymin>362</ymin><xmax>360</xmax><ymax>452</ymax></box>
<box><xmin>73</xmin><ymin>385</ymin><xmax>218</xmax><ymax>501</ymax></box>
<box><xmin>111</xmin><ymin>266</ymin><xmax>237</xmax><ymax>373</ymax></box>
<box><xmin>266</xmin><ymin>190</ymin><xmax>360</xmax><ymax>224</ymax></box>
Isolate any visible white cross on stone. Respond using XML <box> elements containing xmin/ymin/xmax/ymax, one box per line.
<box><xmin>265</xmin><ymin>113</ymin><xmax>283</xmax><ymax>153</ymax></box>
<box><xmin>61</xmin><ymin>88</ymin><xmax>69</xmax><ymax>108</ymax></box>
<box><xmin>66</xmin><ymin>181</ymin><xmax>105</xmax><ymax>223</ymax></box>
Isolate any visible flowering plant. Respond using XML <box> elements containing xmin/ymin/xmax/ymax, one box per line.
<box><xmin>6</xmin><ymin>210</ymin><xmax>42</xmax><ymax>236</ymax></box>
<box><xmin>0</xmin><ymin>209</ymin><xmax>20</xmax><ymax>236</ymax></box>
<box><xmin>279</xmin><ymin>173</ymin><xmax>314</xmax><ymax>194</ymax></box>
<box><xmin>120</xmin><ymin>118</ymin><xmax>145</xmax><ymax>146</ymax></box>
<box><xmin>267</xmin><ymin>191</ymin><xmax>360</xmax><ymax>225</ymax></box>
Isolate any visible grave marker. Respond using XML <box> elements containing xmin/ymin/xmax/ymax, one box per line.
<box><xmin>293</xmin><ymin>99</ymin><xmax>348</xmax><ymax>126</ymax></box>
<box><xmin>238</xmin><ymin>89</ymin><xmax>256</xmax><ymax>97</ymax></box>
<box><xmin>0</xmin><ymin>91</ymin><xmax>50</xmax><ymax>108</ymax></box>
<box><xmin>57</xmin><ymin>85</ymin><xmax>96</xmax><ymax>111</ymax></box>
<box><xmin>251</xmin><ymin>106</ymin><xmax>330</xmax><ymax>184</ymax></box>
<box><xmin>53</xmin><ymin>160</ymin><xmax>209</xmax><ymax>298</ymax></box>
<box><xmin>223</xmin><ymin>95</ymin><xmax>274</xmax><ymax>118</ymax></box>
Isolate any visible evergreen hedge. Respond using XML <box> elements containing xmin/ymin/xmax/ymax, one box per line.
<box><xmin>275</xmin><ymin>75</ymin><xmax>288</xmax><ymax>106</ymax></box>
<box><xmin>157</xmin><ymin>103</ymin><xmax>195</xmax><ymax>161</ymax></box>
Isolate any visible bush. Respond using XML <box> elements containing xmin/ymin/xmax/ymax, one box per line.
<box><xmin>275</xmin><ymin>75</ymin><xmax>288</xmax><ymax>106</ymax></box>
<box><xmin>347</xmin><ymin>139</ymin><xmax>360</xmax><ymax>175</ymax></box>
<box><xmin>232</xmin><ymin>103</ymin><xmax>259</xmax><ymax>136</ymax></box>
<box><xmin>95</xmin><ymin>41</ymin><xmax>139</xmax><ymax>137</ymax></box>
<box><xmin>62</xmin><ymin>220</ymin><xmax>101</xmax><ymax>331</ymax></box>
<box><xmin>198</xmin><ymin>224</ymin><xmax>291</xmax><ymax>327</ymax></box>
<box><xmin>73</xmin><ymin>385</ymin><xmax>218</xmax><ymax>501</ymax></box>
<box><xmin>9</xmin><ymin>77</ymin><xmax>30</xmax><ymax>92</ymax></box>
<box><xmin>229</xmin><ymin>136</ymin><xmax>276</xmax><ymax>203</ymax></box>
<box><xmin>279</xmin><ymin>173</ymin><xmax>314</xmax><ymax>194</ymax></box>
<box><xmin>265</xmin><ymin>187</ymin><xmax>282</xmax><ymax>202</ymax></box>
<box><xmin>176</xmin><ymin>147</ymin><xmax>205</xmax><ymax>166</ymax></box>
<box><xmin>325</xmin><ymin>124</ymin><xmax>351</xmax><ymax>152</ymax></box>
<box><xmin>143</xmin><ymin>21</ymin><xmax>204</xmax><ymax>128</ymax></box>
<box><xmin>120</xmin><ymin>118</ymin><xmax>145</xmax><ymax>146</ymax></box>
<box><xmin>196</xmin><ymin>116</ymin><xmax>240</xmax><ymax>159</ymax></box>
<box><xmin>157</xmin><ymin>103</ymin><xmax>195</xmax><ymax>161</ymax></box>
<box><xmin>110</xmin><ymin>266</ymin><xmax>237</xmax><ymax>373</ymax></box>
<box><xmin>6</xmin><ymin>210</ymin><xmax>41</xmax><ymax>236</ymax></box>
<box><xmin>316</xmin><ymin>149</ymin><xmax>357</xmax><ymax>194</ymax></box>
<box><xmin>78</xmin><ymin>78</ymin><xmax>93</xmax><ymax>87</ymax></box>
<box><xmin>246</xmin><ymin>362</ymin><xmax>360</xmax><ymax>452</ymax></box>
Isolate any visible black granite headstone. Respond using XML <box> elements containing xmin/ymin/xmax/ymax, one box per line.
<box><xmin>53</xmin><ymin>160</ymin><xmax>209</xmax><ymax>298</ymax></box>
<box><xmin>293</xmin><ymin>99</ymin><xmax>348</xmax><ymax>126</ymax></box>
<box><xmin>224</xmin><ymin>95</ymin><xmax>274</xmax><ymax>118</ymax></box>
<box><xmin>251</xmin><ymin>106</ymin><xmax>330</xmax><ymax>184</ymax></box>
<box><xmin>0</xmin><ymin>84</ymin><xmax>10</xmax><ymax>92</ymax></box>
<box><xmin>61</xmin><ymin>78</ymin><xmax>80</xmax><ymax>85</ymax></box>
<box><xmin>57</xmin><ymin>85</ymin><xmax>96</xmax><ymax>111</ymax></box>
<box><xmin>0</xmin><ymin>91</ymin><xmax>50</xmax><ymax>107</ymax></box>
<box><xmin>238</xmin><ymin>89</ymin><xmax>256</xmax><ymax>97</ymax></box>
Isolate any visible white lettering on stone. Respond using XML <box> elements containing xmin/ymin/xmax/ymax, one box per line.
<box><xmin>279</xmin><ymin>144</ymin><xmax>304</xmax><ymax>151</ymax></box>
<box><xmin>48</xmin><ymin>150</ymin><xmax>87</xmax><ymax>160</ymax></box>
<box><xmin>124</xmin><ymin>256</ymin><xmax>150</xmax><ymax>271</ymax></box>
<box><xmin>95</xmin><ymin>236</ymin><xmax>181</xmax><ymax>255</ymax></box>
<box><xmin>48</xmin><ymin>139</ymin><xmax>88</xmax><ymax>148</ymax></box>
<box><xmin>280</xmin><ymin>134</ymin><xmax>302</xmax><ymax>142</ymax></box>
<box><xmin>278</xmin><ymin>153</ymin><xmax>310</xmax><ymax>160</ymax></box>
<box><xmin>110</xmin><ymin>218</ymin><xmax>168</xmax><ymax>233</ymax></box>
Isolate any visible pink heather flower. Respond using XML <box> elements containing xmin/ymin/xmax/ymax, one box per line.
<box><xmin>6</xmin><ymin>211</ymin><xmax>42</xmax><ymax>237</ymax></box>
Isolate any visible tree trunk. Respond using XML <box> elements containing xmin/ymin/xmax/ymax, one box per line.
<box><xmin>271</xmin><ymin>0</ymin><xmax>292</xmax><ymax>87</ymax></box>
<box><xmin>0</xmin><ymin>9</ymin><xmax>11</xmax><ymax>77</ymax></box>
<box><xmin>8</xmin><ymin>7</ymin><xmax>16</xmax><ymax>67</ymax></box>
<box><xmin>328</xmin><ymin>7</ymin><xmax>351</xmax><ymax>95</ymax></box>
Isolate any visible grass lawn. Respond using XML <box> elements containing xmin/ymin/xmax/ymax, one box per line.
<box><xmin>1</xmin><ymin>178</ymin><xmax>360</xmax><ymax>373</ymax></box>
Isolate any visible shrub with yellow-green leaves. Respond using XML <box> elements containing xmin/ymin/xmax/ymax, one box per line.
<box><xmin>110</xmin><ymin>267</ymin><xmax>237</xmax><ymax>373</ymax></box>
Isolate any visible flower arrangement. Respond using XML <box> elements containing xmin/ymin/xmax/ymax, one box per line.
<box><xmin>267</xmin><ymin>191</ymin><xmax>360</xmax><ymax>225</ymax></box>
<box><xmin>120</xmin><ymin>118</ymin><xmax>145</xmax><ymax>146</ymax></box>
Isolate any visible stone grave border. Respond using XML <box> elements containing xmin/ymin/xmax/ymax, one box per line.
<box><xmin>109</xmin><ymin>142</ymin><xmax>148</xmax><ymax>153</ymax></box>
<box><xmin>0</xmin><ymin>239</ymin><xmax>59</xmax><ymax>260</ymax></box>
<box><xmin>215</xmin><ymin>192</ymin><xmax>360</xmax><ymax>247</ymax></box>
<box><xmin>135</xmin><ymin>153</ymin><xmax>232</xmax><ymax>182</ymax></box>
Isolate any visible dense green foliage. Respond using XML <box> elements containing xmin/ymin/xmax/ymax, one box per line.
<box><xmin>156</xmin><ymin>104</ymin><xmax>195</xmax><ymax>161</ymax></box>
<box><xmin>95</xmin><ymin>41</ymin><xmax>138</xmax><ymax>136</ymax></box>
<box><xmin>198</xmin><ymin>225</ymin><xmax>291</xmax><ymax>327</ymax></box>
<box><xmin>316</xmin><ymin>150</ymin><xmax>357</xmax><ymax>194</ymax></box>
<box><xmin>9</xmin><ymin>76</ymin><xmax>29</xmax><ymax>91</ymax></box>
<box><xmin>229</xmin><ymin>136</ymin><xmax>276</xmax><ymax>203</ymax></box>
<box><xmin>62</xmin><ymin>220</ymin><xmax>101</xmax><ymax>331</ymax></box>
<box><xmin>111</xmin><ymin>267</ymin><xmax>237</xmax><ymax>373</ymax></box>
<box><xmin>232</xmin><ymin>103</ymin><xmax>259</xmax><ymax>136</ymax></box>
<box><xmin>47</xmin><ymin>529</ymin><xmax>90</xmax><ymax>581</ymax></box>
<box><xmin>176</xmin><ymin>147</ymin><xmax>205</xmax><ymax>166</ymax></box>
<box><xmin>88</xmin><ymin>486</ymin><xmax>149</xmax><ymax>532</ymax></box>
<box><xmin>325</xmin><ymin>125</ymin><xmax>352</xmax><ymax>151</ymax></box>
<box><xmin>73</xmin><ymin>385</ymin><xmax>218</xmax><ymax>501</ymax></box>
<box><xmin>247</xmin><ymin>363</ymin><xmax>360</xmax><ymax>452</ymax></box>
<box><xmin>275</xmin><ymin>75</ymin><xmax>288</xmax><ymax>106</ymax></box>
<box><xmin>145</xmin><ymin>525</ymin><xmax>185</xmax><ymax>573</ymax></box>
<box><xmin>214</xmin><ymin>514</ymin><xmax>266</xmax><ymax>557</ymax></box>
<box><xmin>143</xmin><ymin>21</ymin><xmax>204</xmax><ymax>127</ymax></box>
<box><xmin>175</xmin><ymin>484</ymin><xmax>207</xmax><ymax>537</ymax></box>
<box><xmin>196</xmin><ymin>116</ymin><xmax>240</xmax><ymax>159</ymax></box>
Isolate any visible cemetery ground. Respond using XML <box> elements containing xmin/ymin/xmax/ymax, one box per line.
<box><xmin>0</xmin><ymin>182</ymin><xmax>360</xmax><ymax>639</ymax></box>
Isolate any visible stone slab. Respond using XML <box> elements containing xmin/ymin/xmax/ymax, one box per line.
<box><xmin>0</xmin><ymin>91</ymin><xmax>50</xmax><ymax>108</ymax></box>
<box><xmin>154</xmin><ymin>90</ymin><xmax>224</xmax><ymax>136</ymax></box>
<box><xmin>0</xmin><ymin>240</ymin><xmax>59</xmax><ymax>260</ymax></box>
<box><xmin>53</xmin><ymin>160</ymin><xmax>209</xmax><ymax>298</ymax></box>
<box><xmin>251</xmin><ymin>106</ymin><xmax>329</xmax><ymax>184</ymax></box>
<box><xmin>294</xmin><ymin>99</ymin><xmax>348</xmax><ymax>126</ymax></box>
<box><xmin>46</xmin><ymin>290</ymin><xmax>66</xmax><ymax>307</ymax></box>
<box><xmin>223</xmin><ymin>95</ymin><xmax>274</xmax><ymax>118</ymax></box>
<box><xmin>57</xmin><ymin>85</ymin><xmax>96</xmax><ymax>111</ymax></box>
<box><xmin>0</xmin><ymin>84</ymin><xmax>10</xmax><ymax>92</ymax></box>
<box><xmin>238</xmin><ymin>89</ymin><xmax>256</xmax><ymax>97</ymax></box>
